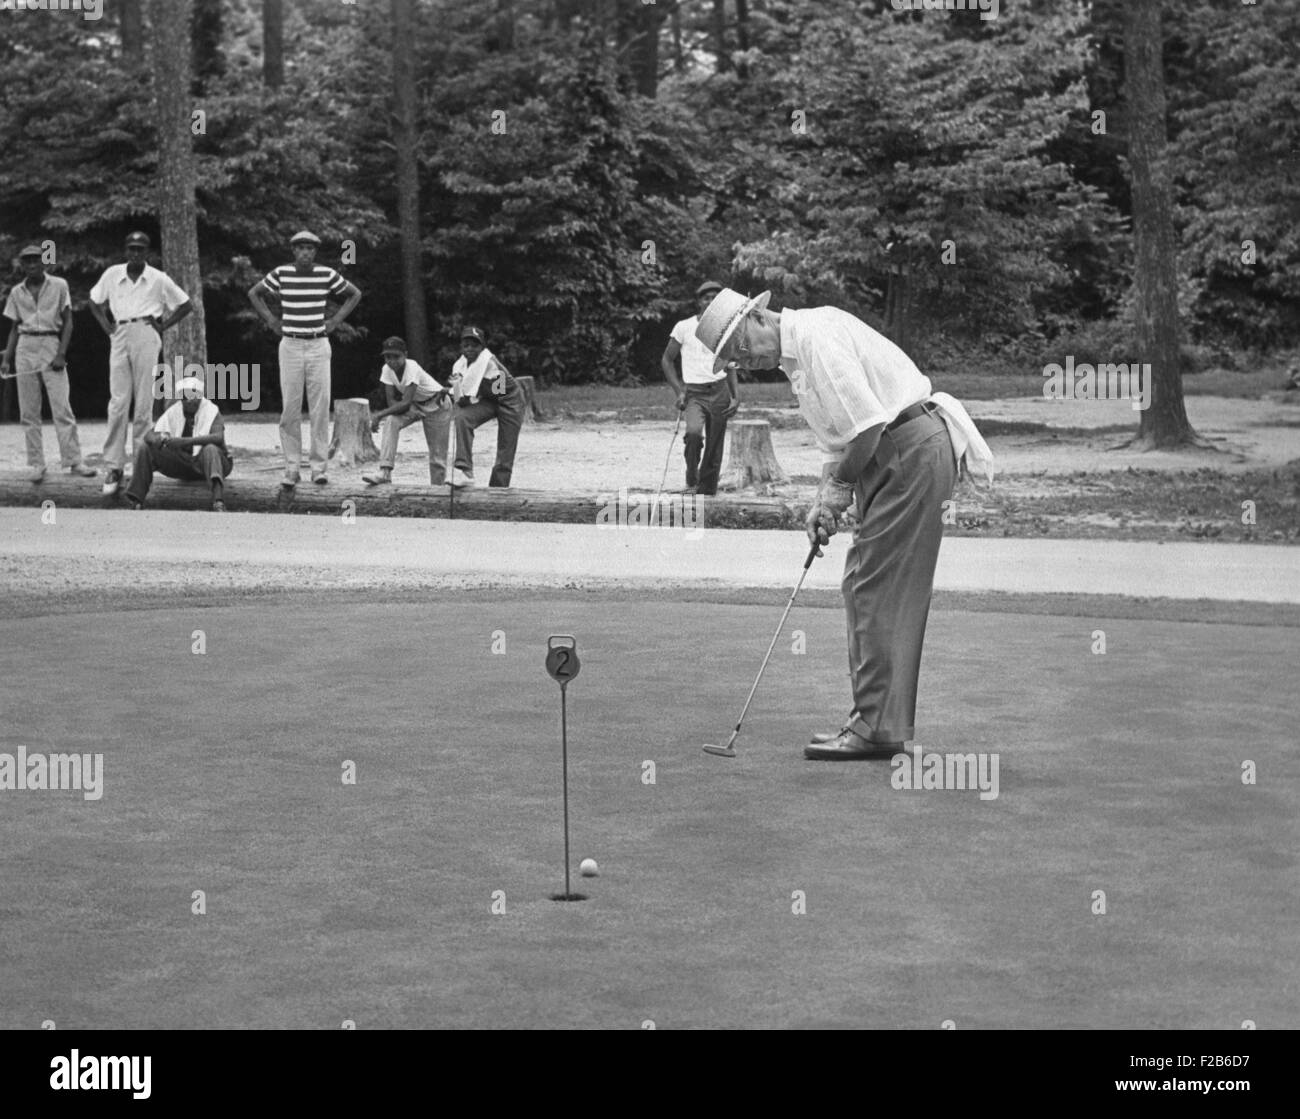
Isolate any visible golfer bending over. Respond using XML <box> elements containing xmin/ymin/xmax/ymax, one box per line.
<box><xmin>697</xmin><ymin>289</ymin><xmax>992</xmax><ymax>760</ymax></box>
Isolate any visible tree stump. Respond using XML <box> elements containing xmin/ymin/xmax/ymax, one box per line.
<box><xmin>719</xmin><ymin>419</ymin><xmax>787</xmax><ymax>491</ymax></box>
<box><xmin>328</xmin><ymin>397</ymin><xmax>380</xmax><ymax>465</ymax></box>
<box><xmin>514</xmin><ymin>374</ymin><xmax>544</xmax><ymax>422</ymax></box>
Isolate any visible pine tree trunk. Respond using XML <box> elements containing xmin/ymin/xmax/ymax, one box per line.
<box><xmin>120</xmin><ymin>0</ymin><xmax>144</xmax><ymax>66</ymax></box>
<box><xmin>149</xmin><ymin>0</ymin><xmax>207</xmax><ymax>407</ymax></box>
<box><xmin>1124</xmin><ymin>0</ymin><xmax>1195</xmax><ymax>448</ymax></box>
<box><xmin>328</xmin><ymin>399</ymin><xmax>381</xmax><ymax>466</ymax></box>
<box><xmin>391</xmin><ymin>0</ymin><xmax>430</xmax><ymax>363</ymax></box>
<box><xmin>719</xmin><ymin>420</ymin><xmax>787</xmax><ymax>491</ymax></box>
<box><xmin>263</xmin><ymin>0</ymin><xmax>283</xmax><ymax>89</ymax></box>
<box><xmin>712</xmin><ymin>0</ymin><xmax>730</xmax><ymax>73</ymax></box>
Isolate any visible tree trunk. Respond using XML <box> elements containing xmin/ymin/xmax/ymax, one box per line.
<box><xmin>712</xmin><ymin>0</ymin><xmax>730</xmax><ymax>72</ymax></box>
<box><xmin>191</xmin><ymin>0</ymin><xmax>225</xmax><ymax>96</ymax></box>
<box><xmin>735</xmin><ymin>0</ymin><xmax>750</xmax><ymax>78</ymax></box>
<box><xmin>391</xmin><ymin>0</ymin><xmax>430</xmax><ymax>364</ymax></box>
<box><xmin>120</xmin><ymin>0</ymin><xmax>145</xmax><ymax>66</ymax></box>
<box><xmin>328</xmin><ymin>399</ymin><xmax>381</xmax><ymax>465</ymax></box>
<box><xmin>263</xmin><ymin>0</ymin><xmax>283</xmax><ymax>89</ymax></box>
<box><xmin>719</xmin><ymin>420</ymin><xmax>787</xmax><ymax>491</ymax></box>
<box><xmin>671</xmin><ymin>3</ymin><xmax>684</xmax><ymax>71</ymax></box>
<box><xmin>1124</xmin><ymin>0</ymin><xmax>1195</xmax><ymax>448</ymax></box>
<box><xmin>149</xmin><ymin>0</ymin><xmax>207</xmax><ymax>403</ymax></box>
<box><xmin>617</xmin><ymin>0</ymin><xmax>661</xmax><ymax>98</ymax></box>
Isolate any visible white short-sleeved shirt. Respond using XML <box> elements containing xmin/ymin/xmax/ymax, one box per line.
<box><xmin>778</xmin><ymin>307</ymin><xmax>932</xmax><ymax>468</ymax></box>
<box><xmin>671</xmin><ymin>316</ymin><xmax>727</xmax><ymax>384</ymax></box>
<box><xmin>89</xmin><ymin>264</ymin><xmax>189</xmax><ymax>321</ymax></box>
<box><xmin>380</xmin><ymin>357</ymin><xmax>444</xmax><ymax>403</ymax></box>
<box><xmin>3</xmin><ymin>275</ymin><xmax>70</xmax><ymax>332</ymax></box>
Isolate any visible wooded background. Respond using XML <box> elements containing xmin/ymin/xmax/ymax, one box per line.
<box><xmin>0</xmin><ymin>0</ymin><xmax>1295</xmax><ymax>442</ymax></box>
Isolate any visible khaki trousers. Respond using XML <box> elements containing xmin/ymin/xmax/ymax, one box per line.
<box><xmin>845</xmin><ymin>411</ymin><xmax>957</xmax><ymax>744</ymax></box>
<box><xmin>15</xmin><ymin>335</ymin><xmax>84</xmax><ymax>469</ymax></box>
<box><xmin>103</xmin><ymin>321</ymin><xmax>162</xmax><ymax>470</ymax></box>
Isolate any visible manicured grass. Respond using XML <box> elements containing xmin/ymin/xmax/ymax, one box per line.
<box><xmin>0</xmin><ymin>598</ymin><xmax>1294</xmax><ymax>1028</ymax></box>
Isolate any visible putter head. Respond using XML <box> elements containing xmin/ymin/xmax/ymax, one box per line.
<box><xmin>702</xmin><ymin>743</ymin><xmax>736</xmax><ymax>758</ymax></box>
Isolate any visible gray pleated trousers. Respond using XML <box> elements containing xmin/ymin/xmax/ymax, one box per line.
<box><xmin>845</xmin><ymin>411</ymin><xmax>957</xmax><ymax>745</ymax></box>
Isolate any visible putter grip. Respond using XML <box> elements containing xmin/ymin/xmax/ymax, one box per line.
<box><xmin>804</xmin><ymin>542</ymin><xmax>820</xmax><ymax>569</ymax></box>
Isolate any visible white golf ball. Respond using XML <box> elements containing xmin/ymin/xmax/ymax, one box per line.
<box><xmin>579</xmin><ymin>858</ymin><xmax>599</xmax><ymax>877</ymax></box>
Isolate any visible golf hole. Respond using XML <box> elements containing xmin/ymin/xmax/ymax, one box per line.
<box><xmin>549</xmin><ymin>892</ymin><xmax>589</xmax><ymax>903</ymax></box>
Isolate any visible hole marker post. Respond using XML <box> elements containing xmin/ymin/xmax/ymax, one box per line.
<box><xmin>545</xmin><ymin>635</ymin><xmax>582</xmax><ymax>900</ymax></box>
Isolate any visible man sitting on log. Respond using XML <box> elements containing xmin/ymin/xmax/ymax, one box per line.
<box><xmin>448</xmin><ymin>326</ymin><xmax>525</xmax><ymax>488</ymax></box>
<box><xmin>123</xmin><ymin>376</ymin><xmax>232</xmax><ymax>512</ymax></box>
<box><xmin>363</xmin><ymin>336</ymin><xmax>452</xmax><ymax>486</ymax></box>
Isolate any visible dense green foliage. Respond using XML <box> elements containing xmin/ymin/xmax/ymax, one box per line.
<box><xmin>0</xmin><ymin>0</ymin><xmax>1295</xmax><ymax>403</ymax></box>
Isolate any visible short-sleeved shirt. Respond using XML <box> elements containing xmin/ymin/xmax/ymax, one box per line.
<box><xmin>89</xmin><ymin>264</ymin><xmax>189</xmax><ymax>321</ymax></box>
<box><xmin>3</xmin><ymin>275</ymin><xmax>70</xmax><ymax>333</ymax></box>
<box><xmin>379</xmin><ymin>357</ymin><xmax>444</xmax><ymax>404</ymax></box>
<box><xmin>260</xmin><ymin>264</ymin><xmax>349</xmax><ymax>337</ymax></box>
<box><xmin>451</xmin><ymin>349</ymin><xmax>514</xmax><ymax>404</ymax></box>
<box><xmin>670</xmin><ymin>315</ymin><xmax>727</xmax><ymax>384</ymax></box>
<box><xmin>778</xmin><ymin>307</ymin><xmax>932</xmax><ymax>468</ymax></box>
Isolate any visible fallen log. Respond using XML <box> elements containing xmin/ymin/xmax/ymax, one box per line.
<box><xmin>0</xmin><ymin>472</ymin><xmax>807</xmax><ymax>530</ymax></box>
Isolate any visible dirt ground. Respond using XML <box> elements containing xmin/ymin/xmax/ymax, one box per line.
<box><xmin>4</xmin><ymin>392</ymin><xmax>1298</xmax><ymax>542</ymax></box>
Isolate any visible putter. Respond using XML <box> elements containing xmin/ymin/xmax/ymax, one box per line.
<box><xmin>703</xmin><ymin>541</ymin><xmax>821</xmax><ymax>758</ymax></box>
<box><xmin>653</xmin><ymin>407</ymin><xmax>684</xmax><ymax>509</ymax></box>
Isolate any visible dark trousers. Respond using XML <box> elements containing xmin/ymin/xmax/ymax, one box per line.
<box><xmin>682</xmin><ymin>380</ymin><xmax>730</xmax><ymax>495</ymax></box>
<box><xmin>844</xmin><ymin>412</ymin><xmax>957</xmax><ymax>744</ymax></box>
<box><xmin>126</xmin><ymin>441</ymin><xmax>232</xmax><ymax>504</ymax></box>
<box><xmin>455</xmin><ymin>385</ymin><xmax>525</xmax><ymax>487</ymax></box>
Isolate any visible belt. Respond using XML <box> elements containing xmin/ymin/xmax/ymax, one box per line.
<box><xmin>18</xmin><ymin>330</ymin><xmax>59</xmax><ymax>337</ymax></box>
<box><xmin>116</xmin><ymin>317</ymin><xmax>155</xmax><ymax>324</ymax></box>
<box><xmin>283</xmin><ymin>330</ymin><xmax>327</xmax><ymax>339</ymax></box>
<box><xmin>886</xmin><ymin>401</ymin><xmax>937</xmax><ymax>432</ymax></box>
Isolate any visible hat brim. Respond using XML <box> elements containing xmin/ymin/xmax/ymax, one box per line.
<box><xmin>711</xmin><ymin>291</ymin><xmax>772</xmax><ymax>371</ymax></box>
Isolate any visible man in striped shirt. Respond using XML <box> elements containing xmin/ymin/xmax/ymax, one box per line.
<box><xmin>247</xmin><ymin>230</ymin><xmax>362</xmax><ymax>489</ymax></box>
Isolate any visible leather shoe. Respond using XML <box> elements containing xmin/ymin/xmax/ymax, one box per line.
<box><xmin>810</xmin><ymin>714</ymin><xmax>860</xmax><ymax>744</ymax></box>
<box><xmin>803</xmin><ymin>729</ymin><xmax>904</xmax><ymax>761</ymax></box>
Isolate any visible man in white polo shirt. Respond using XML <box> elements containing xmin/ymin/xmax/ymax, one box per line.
<box><xmin>698</xmin><ymin>288</ymin><xmax>990</xmax><ymax>761</ymax></box>
<box><xmin>247</xmin><ymin>230</ymin><xmax>362</xmax><ymax>491</ymax></box>
<box><xmin>660</xmin><ymin>279</ymin><xmax>739</xmax><ymax>496</ymax></box>
<box><xmin>362</xmin><ymin>336</ymin><xmax>452</xmax><ymax>486</ymax></box>
<box><xmin>88</xmin><ymin>231</ymin><xmax>194</xmax><ymax>496</ymax></box>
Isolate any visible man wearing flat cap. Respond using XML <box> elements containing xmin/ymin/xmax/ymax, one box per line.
<box><xmin>247</xmin><ymin>230</ymin><xmax>362</xmax><ymax>490</ymax></box>
<box><xmin>362</xmin><ymin>336</ymin><xmax>453</xmax><ymax>486</ymax></box>
<box><xmin>697</xmin><ymin>288</ymin><xmax>993</xmax><ymax>761</ymax></box>
<box><xmin>448</xmin><ymin>326</ymin><xmax>525</xmax><ymax>488</ymax></box>
<box><xmin>1</xmin><ymin>244</ymin><xmax>97</xmax><ymax>482</ymax></box>
<box><xmin>123</xmin><ymin>376</ymin><xmax>232</xmax><ymax>512</ymax></box>
<box><xmin>89</xmin><ymin>232</ymin><xmax>194</xmax><ymax>496</ymax></box>
<box><xmin>660</xmin><ymin>280</ymin><xmax>739</xmax><ymax>496</ymax></box>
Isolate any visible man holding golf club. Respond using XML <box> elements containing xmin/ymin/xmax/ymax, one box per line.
<box><xmin>1</xmin><ymin>244</ymin><xmax>97</xmax><ymax>482</ymax></box>
<box><xmin>698</xmin><ymin>288</ymin><xmax>990</xmax><ymax>760</ymax></box>
<box><xmin>660</xmin><ymin>280</ymin><xmax>740</xmax><ymax>496</ymax></box>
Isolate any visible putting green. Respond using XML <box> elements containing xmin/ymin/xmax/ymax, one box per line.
<box><xmin>0</xmin><ymin>599</ymin><xmax>1294</xmax><ymax>1029</ymax></box>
